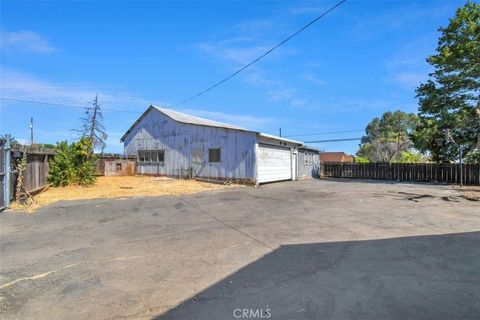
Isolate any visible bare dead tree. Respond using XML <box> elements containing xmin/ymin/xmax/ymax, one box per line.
<box><xmin>77</xmin><ymin>94</ymin><xmax>107</xmax><ymax>156</ymax></box>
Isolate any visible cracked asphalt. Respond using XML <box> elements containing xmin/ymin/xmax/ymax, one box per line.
<box><xmin>1</xmin><ymin>179</ymin><xmax>479</xmax><ymax>319</ymax></box>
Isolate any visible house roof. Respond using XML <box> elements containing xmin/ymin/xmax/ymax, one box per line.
<box><xmin>319</xmin><ymin>152</ymin><xmax>354</xmax><ymax>163</ymax></box>
<box><xmin>257</xmin><ymin>132</ymin><xmax>303</xmax><ymax>145</ymax></box>
<box><xmin>121</xmin><ymin>105</ymin><xmax>303</xmax><ymax>145</ymax></box>
<box><xmin>155</xmin><ymin>106</ymin><xmax>248</xmax><ymax>131</ymax></box>
<box><xmin>299</xmin><ymin>145</ymin><xmax>321</xmax><ymax>153</ymax></box>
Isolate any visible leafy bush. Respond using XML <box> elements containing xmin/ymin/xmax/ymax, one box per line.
<box><xmin>392</xmin><ymin>151</ymin><xmax>425</xmax><ymax>163</ymax></box>
<box><xmin>48</xmin><ymin>137</ymin><xmax>97</xmax><ymax>187</ymax></box>
<box><xmin>465</xmin><ymin>149</ymin><xmax>480</xmax><ymax>164</ymax></box>
<box><xmin>354</xmin><ymin>156</ymin><xmax>370</xmax><ymax>163</ymax></box>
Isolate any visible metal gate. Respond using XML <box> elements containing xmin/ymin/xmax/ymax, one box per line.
<box><xmin>0</xmin><ymin>135</ymin><xmax>11</xmax><ymax>211</ymax></box>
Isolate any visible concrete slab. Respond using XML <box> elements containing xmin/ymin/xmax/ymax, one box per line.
<box><xmin>0</xmin><ymin>179</ymin><xmax>479</xmax><ymax>319</ymax></box>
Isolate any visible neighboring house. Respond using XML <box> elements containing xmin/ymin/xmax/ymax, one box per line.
<box><xmin>319</xmin><ymin>152</ymin><xmax>354</xmax><ymax>163</ymax></box>
<box><xmin>121</xmin><ymin>106</ymin><xmax>318</xmax><ymax>184</ymax></box>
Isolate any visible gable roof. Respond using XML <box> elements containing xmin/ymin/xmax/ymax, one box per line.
<box><xmin>156</xmin><ymin>106</ymin><xmax>247</xmax><ymax>131</ymax></box>
<box><xmin>120</xmin><ymin>105</ymin><xmax>249</xmax><ymax>142</ymax></box>
<box><xmin>120</xmin><ymin>105</ymin><xmax>303</xmax><ymax>146</ymax></box>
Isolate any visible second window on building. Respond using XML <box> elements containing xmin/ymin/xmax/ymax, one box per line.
<box><xmin>208</xmin><ymin>148</ymin><xmax>221</xmax><ymax>162</ymax></box>
<box><xmin>138</xmin><ymin>150</ymin><xmax>165</xmax><ymax>163</ymax></box>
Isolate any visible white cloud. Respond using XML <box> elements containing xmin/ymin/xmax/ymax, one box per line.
<box><xmin>0</xmin><ymin>68</ymin><xmax>149</xmax><ymax>110</ymax></box>
<box><xmin>229</xmin><ymin>18</ymin><xmax>278</xmax><ymax>35</ymax></box>
<box><xmin>384</xmin><ymin>36</ymin><xmax>434</xmax><ymax>90</ymax></box>
<box><xmin>316</xmin><ymin>97</ymin><xmax>401</xmax><ymax>115</ymax></box>
<box><xmin>391</xmin><ymin>72</ymin><xmax>426</xmax><ymax>89</ymax></box>
<box><xmin>194</xmin><ymin>11</ymin><xmax>313</xmax><ymax>109</ymax></box>
<box><xmin>301</xmin><ymin>73</ymin><xmax>328</xmax><ymax>86</ymax></box>
<box><xmin>196</xmin><ymin>42</ymin><xmax>272</xmax><ymax>66</ymax></box>
<box><xmin>0</xmin><ymin>68</ymin><xmax>278</xmax><ymax>144</ymax></box>
<box><xmin>350</xmin><ymin>2</ymin><xmax>456</xmax><ymax>42</ymax></box>
<box><xmin>243</xmin><ymin>70</ymin><xmax>310</xmax><ymax>109</ymax></box>
<box><xmin>288</xmin><ymin>4</ymin><xmax>331</xmax><ymax>15</ymax></box>
<box><xmin>196</xmin><ymin>39</ymin><xmax>307</xmax><ymax>108</ymax></box>
<box><xmin>0</xmin><ymin>30</ymin><xmax>56</xmax><ymax>54</ymax></box>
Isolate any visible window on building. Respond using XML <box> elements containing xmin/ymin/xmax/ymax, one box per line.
<box><xmin>138</xmin><ymin>150</ymin><xmax>147</xmax><ymax>162</ymax></box>
<box><xmin>116</xmin><ymin>163</ymin><xmax>122</xmax><ymax>171</ymax></box>
<box><xmin>208</xmin><ymin>148</ymin><xmax>221</xmax><ymax>163</ymax></box>
<box><xmin>157</xmin><ymin>150</ymin><xmax>165</xmax><ymax>163</ymax></box>
<box><xmin>304</xmin><ymin>153</ymin><xmax>315</xmax><ymax>165</ymax></box>
<box><xmin>191</xmin><ymin>149</ymin><xmax>204</xmax><ymax>163</ymax></box>
<box><xmin>138</xmin><ymin>150</ymin><xmax>165</xmax><ymax>163</ymax></box>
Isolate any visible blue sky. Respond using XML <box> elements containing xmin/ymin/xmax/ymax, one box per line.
<box><xmin>0</xmin><ymin>0</ymin><xmax>464</xmax><ymax>154</ymax></box>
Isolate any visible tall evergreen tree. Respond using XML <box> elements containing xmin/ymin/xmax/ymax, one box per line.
<box><xmin>414</xmin><ymin>1</ymin><xmax>480</xmax><ymax>163</ymax></box>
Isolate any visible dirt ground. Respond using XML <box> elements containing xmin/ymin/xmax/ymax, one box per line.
<box><xmin>457</xmin><ymin>186</ymin><xmax>480</xmax><ymax>201</ymax></box>
<box><xmin>11</xmin><ymin>176</ymin><xmax>230</xmax><ymax>212</ymax></box>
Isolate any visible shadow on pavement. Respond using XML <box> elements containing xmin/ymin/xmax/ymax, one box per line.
<box><xmin>155</xmin><ymin>232</ymin><xmax>480</xmax><ymax>320</ymax></box>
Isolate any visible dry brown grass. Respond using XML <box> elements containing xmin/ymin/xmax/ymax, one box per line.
<box><xmin>451</xmin><ymin>185</ymin><xmax>480</xmax><ymax>201</ymax></box>
<box><xmin>11</xmin><ymin>176</ymin><xmax>233</xmax><ymax>212</ymax></box>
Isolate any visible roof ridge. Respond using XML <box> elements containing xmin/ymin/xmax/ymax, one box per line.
<box><xmin>152</xmin><ymin>105</ymin><xmax>249</xmax><ymax>132</ymax></box>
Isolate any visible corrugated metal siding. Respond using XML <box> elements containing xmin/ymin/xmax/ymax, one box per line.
<box><xmin>123</xmin><ymin>109</ymin><xmax>256</xmax><ymax>180</ymax></box>
<box><xmin>298</xmin><ymin>151</ymin><xmax>306</xmax><ymax>177</ymax></box>
<box><xmin>298</xmin><ymin>149</ymin><xmax>320</xmax><ymax>178</ymax></box>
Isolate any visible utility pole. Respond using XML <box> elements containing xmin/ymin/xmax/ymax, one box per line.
<box><xmin>279</xmin><ymin>128</ymin><xmax>282</xmax><ymax>137</ymax></box>
<box><xmin>30</xmin><ymin>117</ymin><xmax>34</xmax><ymax>145</ymax></box>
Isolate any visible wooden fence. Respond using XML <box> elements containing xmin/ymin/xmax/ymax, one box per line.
<box><xmin>11</xmin><ymin>147</ymin><xmax>56</xmax><ymax>198</ymax></box>
<box><xmin>23</xmin><ymin>152</ymin><xmax>52</xmax><ymax>192</ymax></box>
<box><xmin>321</xmin><ymin>162</ymin><xmax>480</xmax><ymax>185</ymax></box>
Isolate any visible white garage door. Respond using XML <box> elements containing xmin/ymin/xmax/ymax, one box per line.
<box><xmin>257</xmin><ymin>144</ymin><xmax>292</xmax><ymax>183</ymax></box>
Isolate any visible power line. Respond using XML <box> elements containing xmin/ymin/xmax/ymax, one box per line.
<box><xmin>0</xmin><ymin>97</ymin><xmax>141</xmax><ymax>114</ymax></box>
<box><xmin>285</xmin><ymin>129</ymin><xmax>363</xmax><ymax>138</ymax></box>
<box><xmin>1</xmin><ymin>1</ymin><xmax>346</xmax><ymax>114</ymax></box>
<box><xmin>168</xmin><ymin>0</ymin><xmax>347</xmax><ymax>108</ymax></box>
<box><xmin>304</xmin><ymin>137</ymin><xmax>361</xmax><ymax>143</ymax></box>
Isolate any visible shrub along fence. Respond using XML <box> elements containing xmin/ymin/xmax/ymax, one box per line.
<box><xmin>320</xmin><ymin>162</ymin><xmax>480</xmax><ymax>185</ymax></box>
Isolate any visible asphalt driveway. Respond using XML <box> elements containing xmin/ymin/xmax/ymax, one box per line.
<box><xmin>1</xmin><ymin>179</ymin><xmax>479</xmax><ymax>319</ymax></box>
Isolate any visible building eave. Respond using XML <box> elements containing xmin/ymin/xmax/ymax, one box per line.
<box><xmin>256</xmin><ymin>132</ymin><xmax>303</xmax><ymax>146</ymax></box>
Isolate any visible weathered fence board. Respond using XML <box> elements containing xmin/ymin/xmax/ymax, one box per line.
<box><xmin>24</xmin><ymin>153</ymin><xmax>50</xmax><ymax>192</ymax></box>
<box><xmin>321</xmin><ymin>162</ymin><xmax>480</xmax><ymax>185</ymax></box>
<box><xmin>11</xmin><ymin>147</ymin><xmax>56</xmax><ymax>199</ymax></box>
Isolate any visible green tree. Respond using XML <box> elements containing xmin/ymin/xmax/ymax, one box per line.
<box><xmin>48</xmin><ymin>137</ymin><xmax>97</xmax><ymax>187</ymax></box>
<box><xmin>414</xmin><ymin>1</ymin><xmax>480</xmax><ymax>163</ymax></box>
<box><xmin>354</xmin><ymin>156</ymin><xmax>370</xmax><ymax>163</ymax></box>
<box><xmin>394</xmin><ymin>151</ymin><xmax>425</xmax><ymax>163</ymax></box>
<box><xmin>357</xmin><ymin>110</ymin><xmax>419</xmax><ymax>162</ymax></box>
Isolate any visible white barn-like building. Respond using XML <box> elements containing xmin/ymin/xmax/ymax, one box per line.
<box><xmin>121</xmin><ymin>106</ymin><xmax>319</xmax><ymax>184</ymax></box>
